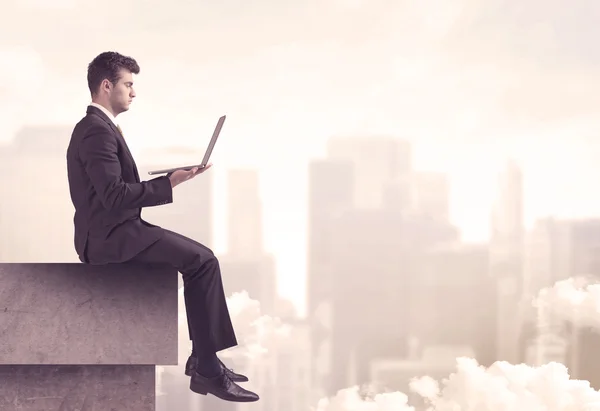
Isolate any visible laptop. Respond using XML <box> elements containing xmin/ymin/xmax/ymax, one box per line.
<box><xmin>148</xmin><ymin>115</ymin><xmax>226</xmax><ymax>175</ymax></box>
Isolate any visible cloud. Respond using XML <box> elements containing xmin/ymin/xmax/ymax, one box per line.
<box><xmin>534</xmin><ymin>277</ymin><xmax>600</xmax><ymax>329</ymax></box>
<box><xmin>221</xmin><ymin>290</ymin><xmax>293</xmax><ymax>359</ymax></box>
<box><xmin>314</xmin><ymin>358</ymin><xmax>600</xmax><ymax>411</ymax></box>
<box><xmin>176</xmin><ymin>288</ymin><xmax>292</xmax><ymax>360</ymax></box>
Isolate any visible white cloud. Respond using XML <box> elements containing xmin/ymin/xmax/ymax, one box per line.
<box><xmin>534</xmin><ymin>277</ymin><xmax>600</xmax><ymax>329</ymax></box>
<box><xmin>315</xmin><ymin>385</ymin><xmax>414</xmax><ymax>411</ymax></box>
<box><xmin>222</xmin><ymin>290</ymin><xmax>292</xmax><ymax>359</ymax></box>
<box><xmin>176</xmin><ymin>288</ymin><xmax>291</xmax><ymax>361</ymax></box>
<box><xmin>314</xmin><ymin>358</ymin><xmax>600</xmax><ymax>411</ymax></box>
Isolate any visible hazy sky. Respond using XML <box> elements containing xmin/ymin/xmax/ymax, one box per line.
<box><xmin>2</xmin><ymin>0</ymin><xmax>600</xmax><ymax>314</ymax></box>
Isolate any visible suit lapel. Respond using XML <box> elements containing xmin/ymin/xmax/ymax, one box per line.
<box><xmin>86</xmin><ymin>106</ymin><xmax>141</xmax><ymax>183</ymax></box>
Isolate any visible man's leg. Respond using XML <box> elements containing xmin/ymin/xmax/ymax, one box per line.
<box><xmin>129</xmin><ymin>230</ymin><xmax>237</xmax><ymax>373</ymax></box>
<box><xmin>165</xmin><ymin>230</ymin><xmax>237</xmax><ymax>352</ymax></box>
<box><xmin>130</xmin><ymin>229</ymin><xmax>259</xmax><ymax>402</ymax></box>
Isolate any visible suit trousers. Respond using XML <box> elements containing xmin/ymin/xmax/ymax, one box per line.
<box><xmin>130</xmin><ymin>229</ymin><xmax>238</xmax><ymax>353</ymax></box>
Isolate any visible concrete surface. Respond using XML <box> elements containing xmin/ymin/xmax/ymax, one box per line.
<box><xmin>0</xmin><ymin>263</ymin><xmax>178</xmax><ymax>365</ymax></box>
<box><xmin>0</xmin><ymin>365</ymin><xmax>155</xmax><ymax>411</ymax></box>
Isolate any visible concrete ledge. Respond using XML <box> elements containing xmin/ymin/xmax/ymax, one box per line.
<box><xmin>0</xmin><ymin>263</ymin><xmax>178</xmax><ymax>365</ymax></box>
<box><xmin>0</xmin><ymin>365</ymin><xmax>155</xmax><ymax>411</ymax></box>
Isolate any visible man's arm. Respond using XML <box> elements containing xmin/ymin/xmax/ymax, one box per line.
<box><xmin>79</xmin><ymin>125</ymin><xmax>173</xmax><ymax>211</ymax></box>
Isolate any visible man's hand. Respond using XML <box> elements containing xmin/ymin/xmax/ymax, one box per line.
<box><xmin>168</xmin><ymin>163</ymin><xmax>212</xmax><ymax>188</ymax></box>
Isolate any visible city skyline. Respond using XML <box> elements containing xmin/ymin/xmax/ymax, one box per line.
<box><xmin>4</xmin><ymin>121</ymin><xmax>600</xmax><ymax>317</ymax></box>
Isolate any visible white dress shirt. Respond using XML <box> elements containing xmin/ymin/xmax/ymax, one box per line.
<box><xmin>89</xmin><ymin>102</ymin><xmax>118</xmax><ymax>127</ymax></box>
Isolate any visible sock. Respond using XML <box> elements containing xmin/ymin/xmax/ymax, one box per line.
<box><xmin>195</xmin><ymin>350</ymin><xmax>221</xmax><ymax>378</ymax></box>
<box><xmin>191</xmin><ymin>341</ymin><xmax>197</xmax><ymax>357</ymax></box>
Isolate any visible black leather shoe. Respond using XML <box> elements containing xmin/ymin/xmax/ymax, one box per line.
<box><xmin>185</xmin><ymin>355</ymin><xmax>249</xmax><ymax>382</ymax></box>
<box><xmin>190</xmin><ymin>370</ymin><xmax>259</xmax><ymax>402</ymax></box>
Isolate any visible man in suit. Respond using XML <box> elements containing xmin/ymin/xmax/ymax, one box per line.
<box><xmin>66</xmin><ymin>51</ymin><xmax>258</xmax><ymax>403</ymax></box>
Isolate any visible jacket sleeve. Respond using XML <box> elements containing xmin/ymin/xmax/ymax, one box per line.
<box><xmin>79</xmin><ymin>125</ymin><xmax>173</xmax><ymax>211</ymax></box>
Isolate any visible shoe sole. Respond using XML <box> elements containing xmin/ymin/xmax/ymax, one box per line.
<box><xmin>189</xmin><ymin>381</ymin><xmax>259</xmax><ymax>402</ymax></box>
<box><xmin>185</xmin><ymin>367</ymin><xmax>249</xmax><ymax>382</ymax></box>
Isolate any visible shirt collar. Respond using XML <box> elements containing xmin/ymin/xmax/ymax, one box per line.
<box><xmin>89</xmin><ymin>102</ymin><xmax>118</xmax><ymax>126</ymax></box>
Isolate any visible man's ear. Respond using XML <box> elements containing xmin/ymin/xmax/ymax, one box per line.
<box><xmin>101</xmin><ymin>79</ymin><xmax>112</xmax><ymax>92</ymax></box>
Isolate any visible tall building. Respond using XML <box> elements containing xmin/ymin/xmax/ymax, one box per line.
<box><xmin>526</xmin><ymin>299</ymin><xmax>570</xmax><ymax>367</ymax></box>
<box><xmin>490</xmin><ymin>159</ymin><xmax>525</xmax><ymax>363</ymax></box>
<box><xmin>523</xmin><ymin>218</ymin><xmax>573</xmax><ymax>297</ymax></box>
<box><xmin>523</xmin><ymin>218</ymin><xmax>600</xmax><ymax>388</ymax></box>
<box><xmin>413</xmin><ymin>242</ymin><xmax>497</xmax><ymax>366</ymax></box>
<box><xmin>327</xmin><ymin>208</ymin><xmax>409</xmax><ymax>392</ymax></box>
<box><xmin>562</xmin><ymin>220</ymin><xmax>600</xmax><ymax>389</ymax></box>
<box><xmin>327</xmin><ymin>208</ymin><xmax>459</xmax><ymax>393</ymax></box>
<box><xmin>306</xmin><ymin>158</ymin><xmax>355</xmax><ymax>393</ymax></box>
<box><xmin>308</xmin><ymin>137</ymin><xmax>460</xmax><ymax>395</ymax></box>
<box><xmin>227</xmin><ymin>169</ymin><xmax>263</xmax><ymax>258</ymax></box>
<box><xmin>220</xmin><ymin>168</ymin><xmax>276</xmax><ymax>314</ymax></box>
<box><xmin>326</xmin><ymin>136</ymin><xmax>412</xmax><ymax>210</ymax></box>
<box><xmin>519</xmin><ymin>217</ymin><xmax>570</xmax><ymax>363</ymax></box>
<box><xmin>308</xmin><ymin>137</ymin><xmax>413</xmax><ymax>394</ymax></box>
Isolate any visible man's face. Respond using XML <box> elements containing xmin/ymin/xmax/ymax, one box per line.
<box><xmin>107</xmin><ymin>68</ymin><xmax>136</xmax><ymax>115</ymax></box>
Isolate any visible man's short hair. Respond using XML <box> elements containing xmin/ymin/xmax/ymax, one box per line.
<box><xmin>87</xmin><ymin>51</ymin><xmax>140</xmax><ymax>96</ymax></box>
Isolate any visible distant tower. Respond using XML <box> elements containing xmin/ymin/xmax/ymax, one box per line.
<box><xmin>220</xmin><ymin>168</ymin><xmax>276</xmax><ymax>314</ymax></box>
<box><xmin>490</xmin><ymin>159</ymin><xmax>524</xmax><ymax>363</ymax></box>
<box><xmin>227</xmin><ymin>169</ymin><xmax>263</xmax><ymax>258</ymax></box>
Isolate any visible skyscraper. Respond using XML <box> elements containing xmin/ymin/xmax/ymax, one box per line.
<box><xmin>326</xmin><ymin>136</ymin><xmax>412</xmax><ymax>210</ymax></box>
<box><xmin>524</xmin><ymin>218</ymin><xmax>600</xmax><ymax>388</ymax></box>
<box><xmin>227</xmin><ymin>169</ymin><xmax>263</xmax><ymax>259</ymax></box>
<box><xmin>306</xmin><ymin>158</ymin><xmax>355</xmax><ymax>392</ymax></box>
<box><xmin>220</xmin><ymin>168</ymin><xmax>276</xmax><ymax>314</ymax></box>
<box><xmin>314</xmin><ymin>137</ymin><xmax>462</xmax><ymax>393</ymax></box>
<box><xmin>490</xmin><ymin>159</ymin><xmax>525</xmax><ymax>363</ymax></box>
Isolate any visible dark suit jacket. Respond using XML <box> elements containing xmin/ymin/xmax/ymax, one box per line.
<box><xmin>66</xmin><ymin>105</ymin><xmax>173</xmax><ymax>264</ymax></box>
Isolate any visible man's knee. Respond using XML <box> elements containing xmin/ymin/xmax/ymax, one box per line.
<box><xmin>202</xmin><ymin>252</ymin><xmax>220</xmax><ymax>273</ymax></box>
<box><xmin>188</xmin><ymin>246</ymin><xmax>219</xmax><ymax>273</ymax></box>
